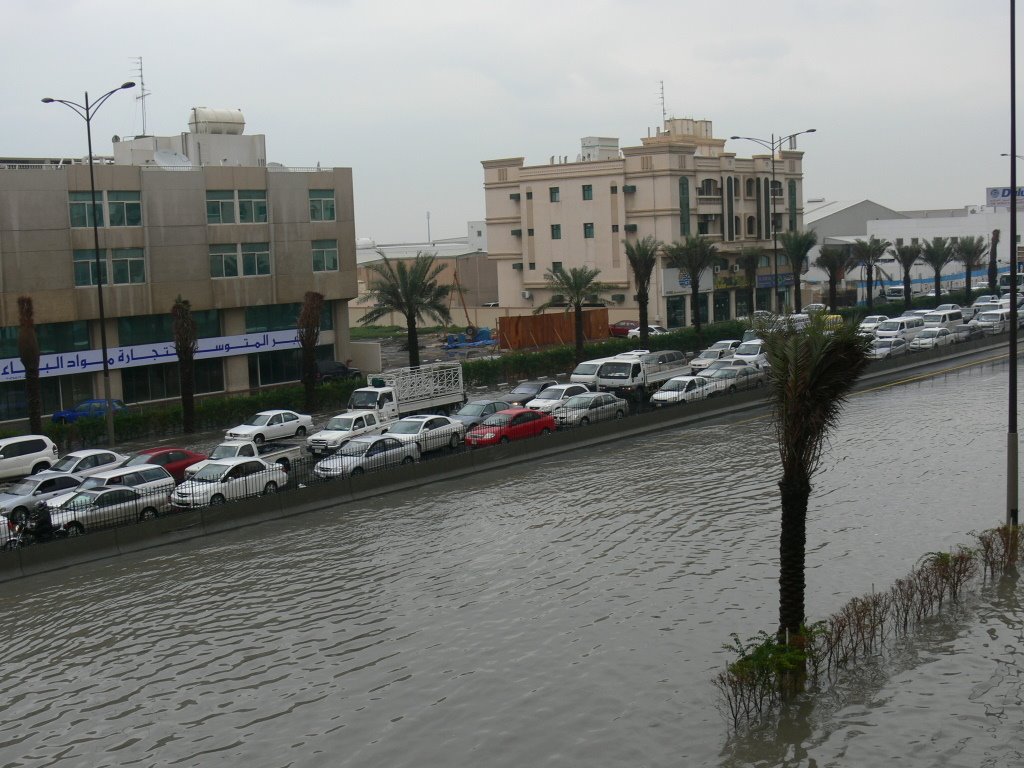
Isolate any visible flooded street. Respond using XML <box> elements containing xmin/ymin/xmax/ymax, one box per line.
<box><xmin>1</xmin><ymin>359</ymin><xmax>1020</xmax><ymax>767</ymax></box>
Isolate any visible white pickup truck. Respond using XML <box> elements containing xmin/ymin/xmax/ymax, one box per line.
<box><xmin>184</xmin><ymin>439</ymin><xmax>305</xmax><ymax>478</ymax></box>
<box><xmin>305</xmin><ymin>410</ymin><xmax>393</xmax><ymax>455</ymax></box>
<box><xmin>347</xmin><ymin>361</ymin><xmax>466</xmax><ymax>420</ymax></box>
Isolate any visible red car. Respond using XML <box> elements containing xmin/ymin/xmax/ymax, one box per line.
<box><xmin>464</xmin><ymin>408</ymin><xmax>555</xmax><ymax>447</ymax></box>
<box><xmin>609</xmin><ymin>320</ymin><xmax>640</xmax><ymax>337</ymax></box>
<box><xmin>122</xmin><ymin>448</ymin><xmax>208</xmax><ymax>483</ymax></box>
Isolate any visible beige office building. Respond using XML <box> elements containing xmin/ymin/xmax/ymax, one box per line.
<box><xmin>0</xmin><ymin>108</ymin><xmax>358</xmax><ymax>421</ymax></box>
<box><xmin>482</xmin><ymin>118</ymin><xmax>808</xmax><ymax>327</ymax></box>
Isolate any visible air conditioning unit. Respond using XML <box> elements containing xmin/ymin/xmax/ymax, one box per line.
<box><xmin>713</xmin><ymin>266</ymin><xmax>721</xmax><ymax>274</ymax></box>
<box><xmin>521</xmin><ymin>290</ymin><xmax>533</xmax><ymax>300</ymax></box>
<box><xmin>730</xmin><ymin>264</ymin><xmax>740</xmax><ymax>273</ymax></box>
<box><xmin>611</xmin><ymin>293</ymin><xmax>626</xmax><ymax>303</ymax></box>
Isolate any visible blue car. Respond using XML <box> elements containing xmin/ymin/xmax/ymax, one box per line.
<box><xmin>51</xmin><ymin>399</ymin><xmax>127</xmax><ymax>424</ymax></box>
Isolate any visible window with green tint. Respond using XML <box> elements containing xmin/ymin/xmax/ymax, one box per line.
<box><xmin>244</xmin><ymin>302</ymin><xmax>334</xmax><ymax>333</ymax></box>
<box><xmin>549</xmin><ymin>187</ymin><xmax>560</xmax><ymax>202</ymax></box>
<box><xmin>209</xmin><ymin>244</ymin><xmax>238</xmax><ymax>278</ymax></box>
<box><xmin>108</xmin><ymin>191</ymin><xmax>142</xmax><ymax>227</ymax></box>
<box><xmin>309</xmin><ymin>189</ymin><xmax>336</xmax><ymax>221</ymax></box>
<box><xmin>583</xmin><ymin>222</ymin><xmax>594</xmax><ymax>239</ymax></box>
<box><xmin>111</xmin><ymin>248</ymin><xmax>145</xmax><ymax>284</ymax></box>
<box><xmin>73</xmin><ymin>249</ymin><xmax>106</xmax><ymax>286</ymax></box>
<box><xmin>0</xmin><ymin>321</ymin><xmax>88</xmax><ymax>359</ymax></box>
<box><xmin>121</xmin><ymin>358</ymin><xmax>224</xmax><ymax>403</ymax></box>
<box><xmin>241</xmin><ymin>242</ymin><xmax>271</xmax><ymax>275</ymax></box>
<box><xmin>69</xmin><ymin>191</ymin><xmax>102</xmax><ymax>228</ymax></box>
<box><xmin>238</xmin><ymin>190</ymin><xmax>268</xmax><ymax>223</ymax></box>
<box><xmin>582</xmin><ymin>184</ymin><xmax>593</xmax><ymax>201</ymax></box>
<box><xmin>312</xmin><ymin>239</ymin><xmax>339</xmax><ymax>271</ymax></box>
<box><xmin>206</xmin><ymin>190</ymin><xmax>235</xmax><ymax>224</ymax></box>
<box><xmin>679</xmin><ymin>178</ymin><xmax>690</xmax><ymax>236</ymax></box>
<box><xmin>118</xmin><ymin>311</ymin><xmax>220</xmax><ymax>346</ymax></box>
<box><xmin>552</xmin><ymin>262</ymin><xmax>563</xmax><ymax>273</ymax></box>
<box><xmin>551</xmin><ymin>224</ymin><xmax>561</xmax><ymax>240</ymax></box>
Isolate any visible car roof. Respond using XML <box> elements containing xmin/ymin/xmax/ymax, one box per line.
<box><xmin>398</xmin><ymin>414</ymin><xmax>439</xmax><ymax>423</ymax></box>
<box><xmin>89</xmin><ymin>464</ymin><xmax>168</xmax><ymax>479</ymax></box>
<box><xmin>348</xmin><ymin>434</ymin><xmax>390</xmax><ymax>444</ymax></box>
<box><xmin>65</xmin><ymin>448</ymin><xmax>119</xmax><ymax>458</ymax></box>
<box><xmin>256</xmin><ymin>409</ymin><xmax>294</xmax><ymax>416</ymax></box>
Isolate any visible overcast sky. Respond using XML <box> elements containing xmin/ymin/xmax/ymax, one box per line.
<box><xmin>2</xmin><ymin>0</ymin><xmax>1014</xmax><ymax>243</ymax></box>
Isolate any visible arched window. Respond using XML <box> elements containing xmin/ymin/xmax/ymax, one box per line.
<box><xmin>700</xmin><ymin>178</ymin><xmax>717</xmax><ymax>196</ymax></box>
<box><xmin>770</xmin><ymin>179</ymin><xmax>783</xmax><ymax>198</ymax></box>
<box><xmin>734</xmin><ymin>177</ymin><xmax>740</xmax><ymax>198</ymax></box>
<box><xmin>734</xmin><ymin>216</ymin><xmax>741</xmax><ymax>237</ymax></box>
<box><xmin>746</xmin><ymin>216</ymin><xmax>756</xmax><ymax>236</ymax></box>
<box><xmin>745</xmin><ymin>178</ymin><xmax>755</xmax><ymax>198</ymax></box>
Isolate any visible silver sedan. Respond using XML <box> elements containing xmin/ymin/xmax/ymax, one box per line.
<box><xmin>314</xmin><ymin>435</ymin><xmax>420</xmax><ymax>479</ymax></box>
<box><xmin>553</xmin><ymin>392</ymin><xmax>628</xmax><ymax>428</ymax></box>
<box><xmin>385</xmin><ymin>415</ymin><xmax>467</xmax><ymax>452</ymax></box>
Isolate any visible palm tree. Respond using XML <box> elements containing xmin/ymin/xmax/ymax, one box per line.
<box><xmin>663</xmin><ymin>235</ymin><xmax>717</xmax><ymax>334</ymax></box>
<box><xmin>813</xmin><ymin>245</ymin><xmax>853</xmax><ymax>313</ymax></box>
<box><xmin>17</xmin><ymin>296</ymin><xmax>42</xmax><ymax>434</ymax></box>
<box><xmin>361</xmin><ymin>251</ymin><xmax>452</xmax><ymax>368</ymax></box>
<box><xmin>851</xmin><ymin>236</ymin><xmax>891</xmax><ymax>312</ymax></box>
<box><xmin>534</xmin><ymin>265</ymin><xmax>610</xmax><ymax>361</ymax></box>
<box><xmin>920</xmin><ymin>237</ymin><xmax>956</xmax><ymax>307</ymax></box>
<box><xmin>171</xmin><ymin>296</ymin><xmax>198</xmax><ymax>434</ymax></box>
<box><xmin>892</xmin><ymin>243</ymin><xmax>922</xmax><ymax>312</ymax></box>
<box><xmin>763</xmin><ymin>315</ymin><xmax>871</xmax><ymax>643</ymax></box>
<box><xmin>297</xmin><ymin>291</ymin><xmax>324</xmax><ymax>412</ymax></box>
<box><xmin>778</xmin><ymin>230</ymin><xmax>818</xmax><ymax>313</ymax></box>
<box><xmin>737</xmin><ymin>246</ymin><xmax>764</xmax><ymax>316</ymax></box>
<box><xmin>955</xmin><ymin>235</ymin><xmax>988</xmax><ymax>304</ymax></box>
<box><xmin>988</xmin><ymin>229</ymin><xmax>1000</xmax><ymax>294</ymax></box>
<box><xmin>623</xmin><ymin>235</ymin><xmax>662</xmax><ymax>348</ymax></box>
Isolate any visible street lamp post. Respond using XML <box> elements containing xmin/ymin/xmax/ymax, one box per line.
<box><xmin>730</xmin><ymin>129</ymin><xmax>816</xmax><ymax>313</ymax></box>
<box><xmin>42</xmin><ymin>81</ymin><xmax>135</xmax><ymax>447</ymax></box>
<box><xmin>1008</xmin><ymin>0</ymin><xmax>1019</xmax><ymax>529</ymax></box>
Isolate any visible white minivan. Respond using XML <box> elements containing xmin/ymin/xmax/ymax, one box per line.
<box><xmin>874</xmin><ymin>316</ymin><xmax>925</xmax><ymax>342</ymax></box>
<box><xmin>970</xmin><ymin>308</ymin><xmax>1011</xmax><ymax>335</ymax></box>
<box><xmin>923</xmin><ymin>310</ymin><xmax>962</xmax><ymax>331</ymax></box>
<box><xmin>0</xmin><ymin>435</ymin><xmax>58</xmax><ymax>479</ymax></box>
<box><xmin>732</xmin><ymin>339</ymin><xmax>768</xmax><ymax>367</ymax></box>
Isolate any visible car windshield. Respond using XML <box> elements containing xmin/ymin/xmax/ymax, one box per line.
<box><xmin>873</xmin><ymin>340</ymin><xmax>893</xmax><ymax>349</ymax></box>
<box><xmin>339</xmin><ymin>441</ymin><xmax>372</xmax><ymax>457</ymax></box>
<box><xmin>64</xmin><ymin>491</ymin><xmax>98</xmax><ymax>508</ymax></box>
<box><xmin>706</xmin><ymin>368</ymin><xmax>736</xmax><ymax>379</ymax></box>
<box><xmin>735</xmin><ymin>343</ymin><xmax>761</xmax><ymax>355</ymax></box>
<box><xmin>979</xmin><ymin>312</ymin><xmax>1001</xmax><ymax>321</ymax></box>
<box><xmin>209</xmin><ymin>446</ymin><xmax>238</xmax><ymax>459</ymax></box>
<box><xmin>598</xmin><ymin>362</ymin><xmax>631</xmax><ymax>378</ymax></box>
<box><xmin>457</xmin><ymin>403</ymin><xmax>488</xmax><ymax>417</ymax></box>
<box><xmin>533</xmin><ymin>389</ymin><xmax>564</xmax><ymax>401</ymax></box>
<box><xmin>509</xmin><ymin>383</ymin><xmax>541</xmax><ymax>396</ymax></box>
<box><xmin>862</xmin><ymin>316</ymin><xmax>885</xmax><ymax>324</ymax></box>
<box><xmin>697</xmin><ymin>350</ymin><xmax>720</xmax><ymax>360</ymax></box>
<box><xmin>192</xmin><ymin>463</ymin><xmax>231</xmax><ymax>482</ymax></box>
<box><xmin>564</xmin><ymin>395</ymin><xmax>595</xmax><ymax>408</ymax></box>
<box><xmin>49</xmin><ymin>455</ymin><xmax>81</xmax><ymax>472</ymax></box>
<box><xmin>243</xmin><ymin>414</ymin><xmax>271</xmax><ymax>427</ymax></box>
<box><xmin>659</xmin><ymin>379</ymin><xmax>688</xmax><ymax>392</ymax></box>
<box><xmin>572</xmin><ymin>363</ymin><xmax>600</xmax><ymax>375</ymax></box>
<box><xmin>876</xmin><ymin>321</ymin><xmax>900</xmax><ymax>331</ymax></box>
<box><xmin>326</xmin><ymin>417</ymin><xmax>355</xmax><ymax>431</ymax></box>
<box><xmin>79</xmin><ymin>477</ymin><xmax>107</xmax><ymax>490</ymax></box>
<box><xmin>389</xmin><ymin>422</ymin><xmax>422</xmax><ymax>435</ymax></box>
<box><xmin>3</xmin><ymin>479</ymin><xmax>39</xmax><ymax>495</ymax></box>
<box><xmin>481</xmin><ymin>413</ymin><xmax>512</xmax><ymax>427</ymax></box>
<box><xmin>348</xmin><ymin>391</ymin><xmax>379</xmax><ymax>409</ymax></box>
<box><xmin>919</xmin><ymin>329</ymin><xmax>939</xmax><ymax>338</ymax></box>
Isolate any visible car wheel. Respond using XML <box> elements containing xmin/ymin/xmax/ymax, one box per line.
<box><xmin>615</xmin><ymin>410</ymin><xmax>624</xmax><ymax>419</ymax></box>
<box><xmin>350</xmin><ymin>467</ymin><xmax>365</xmax><ymax>477</ymax></box>
<box><xmin>728</xmin><ymin>385</ymin><xmax>737</xmax><ymax>394</ymax></box>
<box><xmin>295</xmin><ymin>426</ymin><xmax>307</xmax><ymax>437</ymax></box>
<box><xmin>500</xmin><ymin>436</ymin><xmax>511</xmax><ymax>444</ymax></box>
<box><xmin>11</xmin><ymin>506</ymin><xmax>28</xmax><ymax>519</ymax></box>
<box><xmin>31</xmin><ymin>462</ymin><xmax>50</xmax><ymax>475</ymax></box>
<box><xmin>541</xmin><ymin>428</ymin><xmax>551</xmax><ymax>436</ymax></box>
<box><xmin>401</xmin><ymin>456</ymin><xmax>414</xmax><ymax>465</ymax></box>
<box><xmin>210</xmin><ymin>494</ymin><xmax>226</xmax><ymax>506</ymax></box>
<box><xmin>138</xmin><ymin>508</ymin><xmax>159</xmax><ymax>522</ymax></box>
<box><xmin>262</xmin><ymin>482</ymin><xmax>278</xmax><ymax>495</ymax></box>
<box><xmin>253</xmin><ymin>434</ymin><xmax>265</xmax><ymax>445</ymax></box>
<box><xmin>579</xmin><ymin>416</ymin><xmax>590</xmax><ymax>427</ymax></box>
<box><xmin>448</xmin><ymin>433</ymin><xmax>460</xmax><ymax>449</ymax></box>
<box><xmin>65</xmin><ymin>521</ymin><xmax>84</xmax><ymax>537</ymax></box>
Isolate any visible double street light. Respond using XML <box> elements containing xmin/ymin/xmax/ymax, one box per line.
<box><xmin>42</xmin><ymin>81</ymin><xmax>135</xmax><ymax>447</ymax></box>
<box><xmin>730</xmin><ymin>129</ymin><xmax>816</xmax><ymax>313</ymax></box>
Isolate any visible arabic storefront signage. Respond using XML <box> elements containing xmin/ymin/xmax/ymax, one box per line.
<box><xmin>0</xmin><ymin>329</ymin><xmax>302</xmax><ymax>383</ymax></box>
<box><xmin>756</xmin><ymin>273</ymin><xmax>795</xmax><ymax>288</ymax></box>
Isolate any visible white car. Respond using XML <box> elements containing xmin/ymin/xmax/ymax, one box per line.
<box><xmin>732</xmin><ymin>339</ymin><xmax>768</xmax><ymax>368</ymax></box>
<box><xmin>50</xmin><ymin>486</ymin><xmax>167</xmax><ymax>536</ymax></box>
<box><xmin>37</xmin><ymin>449</ymin><xmax>127</xmax><ymax>478</ymax></box>
<box><xmin>306</xmin><ymin>410</ymin><xmax>389</xmax><ymax>455</ymax></box>
<box><xmin>908</xmin><ymin>327</ymin><xmax>954</xmax><ymax>351</ymax></box>
<box><xmin>707</xmin><ymin>339</ymin><xmax>742</xmax><ymax>353</ymax></box>
<box><xmin>650</xmin><ymin>375</ymin><xmax>713</xmax><ymax>406</ymax></box>
<box><xmin>385</xmin><ymin>415</ymin><xmax>466</xmax><ymax>452</ymax></box>
<box><xmin>0</xmin><ymin>473</ymin><xmax>83</xmax><ymax>523</ymax></box>
<box><xmin>313</xmin><ymin>435</ymin><xmax>419</xmax><ymax>479</ymax></box>
<box><xmin>226</xmin><ymin>410</ymin><xmax>313</xmax><ymax>444</ymax></box>
<box><xmin>626</xmin><ymin>325</ymin><xmax>669</xmax><ymax>339</ymax></box>
<box><xmin>858</xmin><ymin>315</ymin><xmax>889</xmax><ymax>335</ymax></box>
<box><xmin>553</xmin><ymin>392</ymin><xmax>628</xmax><ymax>428</ymax></box>
<box><xmin>171</xmin><ymin>457</ymin><xmax>288</xmax><ymax>508</ymax></box>
<box><xmin>867</xmin><ymin>338</ymin><xmax>909</xmax><ymax>359</ymax></box>
<box><xmin>689</xmin><ymin>348</ymin><xmax>732</xmax><ymax>373</ymax></box>
<box><xmin>525</xmin><ymin>383</ymin><xmax>591</xmax><ymax>413</ymax></box>
<box><xmin>46</xmin><ymin>464</ymin><xmax>175</xmax><ymax>512</ymax></box>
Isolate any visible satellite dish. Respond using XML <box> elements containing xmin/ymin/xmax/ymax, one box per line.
<box><xmin>152</xmin><ymin>149</ymin><xmax>193</xmax><ymax>168</ymax></box>
<box><xmin>111</xmin><ymin>135</ymin><xmax>120</xmax><ymax>143</ymax></box>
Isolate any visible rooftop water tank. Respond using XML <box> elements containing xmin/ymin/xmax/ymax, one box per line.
<box><xmin>188</xmin><ymin>107</ymin><xmax>245</xmax><ymax>135</ymax></box>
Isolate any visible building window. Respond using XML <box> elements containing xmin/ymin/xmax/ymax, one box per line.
<box><xmin>758</xmin><ymin>253</ymin><xmax>770</xmax><ymax>268</ymax></box>
<box><xmin>551</xmin><ymin>224</ymin><xmax>561</xmax><ymax>240</ymax></box>
<box><xmin>238</xmin><ymin>190</ymin><xmax>268</xmax><ymax>223</ymax></box>
<box><xmin>312</xmin><ymin>239</ymin><xmax>339</xmax><ymax>272</ymax></box>
<box><xmin>527</xmin><ymin>228</ymin><xmax>534</xmax><ymax>236</ymax></box>
<box><xmin>209</xmin><ymin>244</ymin><xmax>239</xmax><ymax>278</ymax></box>
<box><xmin>911</xmin><ymin>237</ymin><xmax>919</xmax><ymax>246</ymax></box>
<box><xmin>552</xmin><ymin>261</ymin><xmax>563</xmax><ymax>273</ymax></box>
<box><xmin>582</xmin><ymin>184</ymin><xmax>593</xmax><ymax>201</ymax></box>
<box><xmin>528</xmin><ymin>263</ymin><xmax>536</xmax><ymax>270</ymax></box>
<box><xmin>549</xmin><ymin>187</ymin><xmax>560</xmax><ymax>203</ymax></box>
<box><xmin>746</xmin><ymin>216</ymin><xmax>756</xmax><ymax>236</ymax></box>
<box><xmin>241</xmin><ymin>242</ymin><xmax>271</xmax><ymax>275</ymax></box>
<box><xmin>110</xmin><ymin>248</ymin><xmax>145</xmax><ymax>284</ymax></box>
<box><xmin>699</xmin><ymin>178</ymin><xmax>717</xmax><ymax>196</ymax></box>
<box><xmin>69</xmin><ymin>192</ymin><xmax>103</xmax><ymax>228</ymax></box>
<box><xmin>245</xmin><ymin>303</ymin><xmax>333</xmax><ymax>333</ymax></box>
<box><xmin>73</xmin><ymin>249</ymin><xmax>106</xmax><ymax>287</ymax></box>
<box><xmin>108</xmin><ymin>191</ymin><xmax>142</xmax><ymax>227</ymax></box>
<box><xmin>206</xmin><ymin>191</ymin><xmax>235</xmax><ymax>224</ymax></box>
<box><xmin>309</xmin><ymin>189</ymin><xmax>336</xmax><ymax>221</ymax></box>
<box><xmin>118</xmin><ymin>310</ymin><xmax>220</xmax><ymax>346</ymax></box>
<box><xmin>611</xmin><ymin>185</ymin><xmax>618</xmax><ymax>194</ymax></box>
<box><xmin>122</xmin><ymin>358</ymin><xmax>224</xmax><ymax>403</ymax></box>
<box><xmin>611</xmin><ymin>224</ymin><xmax>619</xmax><ymax>232</ymax></box>
<box><xmin>896</xmin><ymin>237</ymin><xmax>904</xmax><ymax>247</ymax></box>
<box><xmin>583</xmin><ymin>222</ymin><xmax>595</xmax><ymax>239</ymax></box>
<box><xmin>745</xmin><ymin>178</ymin><xmax>755</xmax><ymax>197</ymax></box>
<box><xmin>526</xmin><ymin>191</ymin><xmax>533</xmax><ymax>200</ymax></box>
<box><xmin>770</xmin><ymin>180</ymin><xmax>783</xmax><ymax>198</ymax></box>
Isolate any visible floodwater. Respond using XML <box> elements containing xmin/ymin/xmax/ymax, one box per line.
<box><xmin>1</xmin><ymin>359</ymin><xmax>1021</xmax><ymax>767</ymax></box>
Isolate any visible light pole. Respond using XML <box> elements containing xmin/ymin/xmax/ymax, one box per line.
<box><xmin>42</xmin><ymin>81</ymin><xmax>135</xmax><ymax>447</ymax></box>
<box><xmin>1008</xmin><ymin>0</ymin><xmax>1019</xmax><ymax>529</ymax></box>
<box><xmin>730</xmin><ymin>129</ymin><xmax>816</xmax><ymax>313</ymax></box>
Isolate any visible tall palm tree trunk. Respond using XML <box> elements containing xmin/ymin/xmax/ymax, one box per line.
<box><xmin>865</xmin><ymin>264</ymin><xmax>874</xmax><ymax>311</ymax></box>
<box><xmin>574</xmin><ymin>306</ymin><xmax>585</xmax><ymax>361</ymax></box>
<box><xmin>989</xmin><ymin>229</ymin><xmax>1000</xmax><ymax>293</ymax></box>
<box><xmin>17</xmin><ymin>297</ymin><xmax>42</xmax><ymax>434</ymax></box>
<box><xmin>964</xmin><ymin>265</ymin><xmax>973</xmax><ymax>304</ymax></box>
<box><xmin>778</xmin><ymin>470</ymin><xmax>811</xmax><ymax>639</ymax></box>
<box><xmin>933</xmin><ymin>271</ymin><xmax>942</xmax><ymax>304</ymax></box>
<box><xmin>903</xmin><ymin>271</ymin><xmax>913</xmax><ymax>312</ymax></box>
<box><xmin>690</xmin><ymin>283</ymin><xmax>701</xmax><ymax>333</ymax></box>
<box><xmin>406</xmin><ymin>315</ymin><xmax>420</xmax><ymax>367</ymax></box>
<box><xmin>827</xmin><ymin>279</ymin><xmax>838</xmax><ymax>314</ymax></box>
<box><xmin>637</xmin><ymin>294</ymin><xmax>649</xmax><ymax>349</ymax></box>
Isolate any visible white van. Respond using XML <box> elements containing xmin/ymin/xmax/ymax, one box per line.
<box><xmin>970</xmin><ymin>308</ymin><xmax>1011</xmax><ymax>335</ymax></box>
<box><xmin>0</xmin><ymin>435</ymin><xmax>58</xmax><ymax>479</ymax></box>
<box><xmin>923</xmin><ymin>310</ymin><xmax>962</xmax><ymax>331</ymax></box>
<box><xmin>569</xmin><ymin>357</ymin><xmax>616</xmax><ymax>389</ymax></box>
<box><xmin>732</xmin><ymin>339</ymin><xmax>768</xmax><ymax>367</ymax></box>
<box><xmin>874</xmin><ymin>316</ymin><xmax>925</xmax><ymax>341</ymax></box>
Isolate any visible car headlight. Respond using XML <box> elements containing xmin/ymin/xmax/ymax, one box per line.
<box><xmin>483</xmin><ymin>432</ymin><xmax>496</xmax><ymax>439</ymax></box>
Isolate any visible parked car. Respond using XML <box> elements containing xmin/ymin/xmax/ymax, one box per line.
<box><xmin>171</xmin><ymin>458</ymin><xmax>288</xmax><ymax>508</ymax></box>
<box><xmin>525</xmin><ymin>383</ymin><xmax>591</xmax><ymax>412</ymax></box>
<box><xmin>908</xmin><ymin>327</ymin><xmax>954</xmax><ymax>351</ymax></box>
<box><xmin>505</xmin><ymin>380</ymin><xmax>559</xmax><ymax>407</ymax></box>
<box><xmin>0</xmin><ymin>435</ymin><xmax>58</xmax><ymax>479</ymax></box>
<box><xmin>702</xmin><ymin>358</ymin><xmax>755</xmax><ymax>373</ymax></box>
<box><xmin>39</xmin><ymin>449</ymin><xmax>127</xmax><ymax>478</ymax></box>
<box><xmin>553</xmin><ymin>392</ymin><xmax>628</xmax><ymax>428</ymax></box>
<box><xmin>803</xmin><ymin>303</ymin><xmax>827</xmax><ymax>314</ymax></box>
<box><xmin>569</xmin><ymin>357</ymin><xmax>617</xmax><ymax>389</ymax></box>
<box><xmin>608</xmin><ymin>320</ymin><xmax>640</xmax><ymax>338</ymax></box>
<box><xmin>970</xmin><ymin>308</ymin><xmax>1012</xmax><ymax>335</ymax></box>
<box><xmin>385</xmin><ymin>415</ymin><xmax>466</xmax><ymax>452</ymax></box>
<box><xmin>867</xmin><ymin>338</ymin><xmax>909</xmax><ymax>359</ymax></box>
<box><xmin>306</xmin><ymin>410</ymin><xmax>391</xmax><ymax>455</ymax></box>
<box><xmin>626</xmin><ymin>325</ymin><xmax>669</xmax><ymax>339</ymax></box>
<box><xmin>952</xmin><ymin>324</ymin><xmax>986</xmax><ymax>343</ymax></box>
<box><xmin>313</xmin><ymin>435</ymin><xmax>419</xmax><ymax>479</ymax></box>
<box><xmin>935</xmin><ymin>303</ymin><xmax>962</xmax><ymax>312</ymax></box>
<box><xmin>464</xmin><ymin>408</ymin><xmax>555</xmax><ymax>447</ymax></box>
<box><xmin>316</xmin><ymin>360</ymin><xmax>363</xmax><ymax>383</ymax></box>
<box><xmin>858</xmin><ymin>315</ymin><xmax>889</xmax><ymax>336</ymax></box>
<box><xmin>689</xmin><ymin>348</ymin><xmax>732</xmax><ymax>374</ymax></box>
<box><xmin>650</xmin><ymin>375</ymin><xmax>713</xmax><ymax>406</ymax></box>
<box><xmin>0</xmin><ymin>473</ymin><xmax>82</xmax><ymax>521</ymax></box>
<box><xmin>708</xmin><ymin>339</ymin><xmax>742</xmax><ymax>353</ymax></box>
<box><xmin>51</xmin><ymin>398</ymin><xmax>127</xmax><ymax>424</ymax></box>
<box><xmin>732</xmin><ymin>339</ymin><xmax>769</xmax><ymax>368</ymax></box>
<box><xmin>49</xmin><ymin>487</ymin><xmax>167</xmax><ymax>535</ymax></box>
<box><xmin>451</xmin><ymin>399</ymin><xmax>513</xmax><ymax>429</ymax></box>
<box><xmin>121</xmin><ymin>448</ymin><xmax>208</xmax><ymax>482</ymax></box>
<box><xmin>226</xmin><ymin>410</ymin><xmax>313</xmax><ymax>443</ymax></box>
<box><xmin>703</xmin><ymin>364</ymin><xmax>767</xmax><ymax>394</ymax></box>
<box><xmin>47</xmin><ymin>465</ymin><xmax>175</xmax><ymax>512</ymax></box>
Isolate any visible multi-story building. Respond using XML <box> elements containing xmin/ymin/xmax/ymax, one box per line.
<box><xmin>482</xmin><ymin>118</ymin><xmax>808</xmax><ymax>326</ymax></box>
<box><xmin>0</xmin><ymin>108</ymin><xmax>358</xmax><ymax>421</ymax></box>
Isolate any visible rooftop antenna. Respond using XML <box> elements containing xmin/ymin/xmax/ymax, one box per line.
<box><xmin>132</xmin><ymin>56</ymin><xmax>151</xmax><ymax>136</ymax></box>
<box><xmin>659</xmin><ymin>80</ymin><xmax>666</xmax><ymax>124</ymax></box>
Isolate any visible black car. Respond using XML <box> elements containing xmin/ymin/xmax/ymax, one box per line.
<box><xmin>952</xmin><ymin>324</ymin><xmax>985</xmax><ymax>343</ymax></box>
<box><xmin>504</xmin><ymin>379</ymin><xmax>559</xmax><ymax>407</ymax></box>
<box><xmin>316</xmin><ymin>360</ymin><xmax>363</xmax><ymax>383</ymax></box>
<box><xmin>451</xmin><ymin>399</ymin><xmax>513</xmax><ymax>429</ymax></box>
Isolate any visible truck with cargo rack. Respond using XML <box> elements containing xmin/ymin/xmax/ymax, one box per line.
<box><xmin>346</xmin><ymin>361</ymin><xmax>466</xmax><ymax>420</ymax></box>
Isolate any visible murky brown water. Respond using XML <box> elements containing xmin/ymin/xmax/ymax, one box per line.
<box><xmin>0</xmin><ymin>361</ymin><xmax>1020</xmax><ymax>767</ymax></box>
